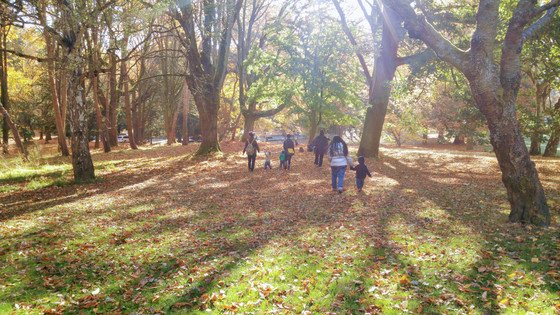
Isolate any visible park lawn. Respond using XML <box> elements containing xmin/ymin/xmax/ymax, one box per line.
<box><xmin>0</xmin><ymin>143</ymin><xmax>559</xmax><ymax>314</ymax></box>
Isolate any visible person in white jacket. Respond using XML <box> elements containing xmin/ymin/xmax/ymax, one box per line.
<box><xmin>328</xmin><ymin>136</ymin><xmax>349</xmax><ymax>193</ymax></box>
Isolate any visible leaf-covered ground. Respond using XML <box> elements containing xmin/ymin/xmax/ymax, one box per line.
<box><xmin>1</xmin><ymin>142</ymin><xmax>559</xmax><ymax>314</ymax></box>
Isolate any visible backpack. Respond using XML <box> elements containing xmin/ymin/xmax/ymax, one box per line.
<box><xmin>246</xmin><ymin>140</ymin><xmax>256</xmax><ymax>155</ymax></box>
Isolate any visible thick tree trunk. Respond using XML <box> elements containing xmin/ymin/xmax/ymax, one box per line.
<box><xmin>242</xmin><ymin>114</ymin><xmax>256</xmax><ymax>142</ymax></box>
<box><xmin>529</xmin><ymin>133</ymin><xmax>541</xmax><ymax>155</ymax></box>
<box><xmin>166</xmin><ymin>106</ymin><xmax>180</xmax><ymax>145</ymax></box>
<box><xmin>453</xmin><ymin>133</ymin><xmax>465</xmax><ymax>145</ymax></box>
<box><xmin>543</xmin><ymin>132</ymin><xmax>559</xmax><ymax>157</ymax></box>
<box><xmin>357</xmin><ymin>7</ymin><xmax>399</xmax><ymax>158</ymax></box>
<box><xmin>468</xmin><ymin>81</ymin><xmax>550</xmax><ymax>226</ymax></box>
<box><xmin>67</xmin><ymin>54</ymin><xmax>95</xmax><ymax>182</ymax></box>
<box><xmin>192</xmin><ymin>88</ymin><xmax>220</xmax><ymax>155</ymax></box>
<box><xmin>132</xmin><ymin>100</ymin><xmax>142</xmax><ymax>144</ymax></box>
<box><xmin>0</xmin><ymin>102</ymin><xmax>28</xmax><ymax>159</ymax></box>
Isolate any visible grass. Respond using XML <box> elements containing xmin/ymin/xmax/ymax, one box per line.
<box><xmin>0</xmin><ymin>142</ymin><xmax>558</xmax><ymax>314</ymax></box>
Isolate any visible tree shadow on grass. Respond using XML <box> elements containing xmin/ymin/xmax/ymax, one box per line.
<box><xmin>365</xmin><ymin>153</ymin><xmax>559</xmax><ymax>313</ymax></box>
<box><xmin>1</xmin><ymin>146</ymin><xmax>558</xmax><ymax>313</ymax></box>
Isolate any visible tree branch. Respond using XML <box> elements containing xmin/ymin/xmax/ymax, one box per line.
<box><xmin>395</xmin><ymin>49</ymin><xmax>436</xmax><ymax>68</ymax></box>
<box><xmin>0</xmin><ymin>48</ymin><xmax>49</xmax><ymax>62</ymax></box>
<box><xmin>522</xmin><ymin>6</ymin><xmax>560</xmax><ymax>42</ymax></box>
<box><xmin>331</xmin><ymin>0</ymin><xmax>372</xmax><ymax>86</ymax></box>
<box><xmin>383</xmin><ymin>0</ymin><xmax>468</xmax><ymax>71</ymax></box>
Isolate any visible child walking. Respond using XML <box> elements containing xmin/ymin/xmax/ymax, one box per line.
<box><xmin>279</xmin><ymin>151</ymin><xmax>287</xmax><ymax>170</ymax></box>
<box><xmin>264</xmin><ymin>151</ymin><xmax>272</xmax><ymax>170</ymax></box>
<box><xmin>350</xmin><ymin>156</ymin><xmax>372</xmax><ymax>192</ymax></box>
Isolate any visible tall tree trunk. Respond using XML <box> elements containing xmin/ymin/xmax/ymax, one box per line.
<box><xmin>67</xmin><ymin>53</ymin><xmax>95</xmax><ymax>181</ymax></box>
<box><xmin>166</xmin><ymin>105</ymin><xmax>180</xmax><ymax>145</ymax></box>
<box><xmin>192</xmin><ymin>87</ymin><xmax>220</xmax><ymax>155</ymax></box>
<box><xmin>529</xmin><ymin>85</ymin><xmax>545</xmax><ymax>155</ymax></box>
<box><xmin>242</xmin><ymin>114</ymin><xmax>256</xmax><ymax>142</ymax></box>
<box><xmin>182</xmin><ymin>80</ymin><xmax>190</xmax><ymax>146</ymax></box>
<box><xmin>307</xmin><ymin>109</ymin><xmax>321</xmax><ymax>146</ymax></box>
<box><xmin>0</xmin><ymin>102</ymin><xmax>28</xmax><ymax>159</ymax></box>
<box><xmin>41</xmin><ymin>27</ymin><xmax>70</xmax><ymax>156</ymax></box>
<box><xmin>543</xmin><ymin>132</ymin><xmax>558</xmax><ymax>157</ymax></box>
<box><xmin>543</xmin><ymin>99</ymin><xmax>560</xmax><ymax>157</ymax></box>
<box><xmin>132</xmin><ymin>98</ymin><xmax>142</xmax><ymax>144</ymax></box>
<box><xmin>358</xmin><ymin>7</ymin><xmax>399</xmax><ymax>158</ymax></box>
<box><xmin>92</xmin><ymin>75</ymin><xmax>111</xmax><ymax>153</ymax></box>
<box><xmin>121</xmin><ymin>58</ymin><xmax>138</xmax><ymax>150</ymax></box>
<box><xmin>108</xmin><ymin>52</ymin><xmax>119</xmax><ymax>146</ymax></box>
<box><xmin>0</xmin><ymin>30</ymin><xmax>9</xmax><ymax>155</ymax></box>
<box><xmin>468</xmin><ymin>75</ymin><xmax>549</xmax><ymax>226</ymax></box>
<box><xmin>59</xmin><ymin>71</ymin><xmax>68</xmax><ymax>133</ymax></box>
<box><xmin>382</xmin><ymin>0</ymin><xmax>556</xmax><ymax>225</ymax></box>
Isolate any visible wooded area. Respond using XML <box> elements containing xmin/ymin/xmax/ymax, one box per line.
<box><xmin>0</xmin><ymin>0</ymin><xmax>559</xmax><ymax>312</ymax></box>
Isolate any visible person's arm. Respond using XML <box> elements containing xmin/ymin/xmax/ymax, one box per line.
<box><xmin>242</xmin><ymin>141</ymin><xmax>247</xmax><ymax>154</ymax></box>
<box><xmin>366</xmin><ymin>165</ymin><xmax>372</xmax><ymax>177</ymax></box>
<box><xmin>255</xmin><ymin>141</ymin><xmax>260</xmax><ymax>153</ymax></box>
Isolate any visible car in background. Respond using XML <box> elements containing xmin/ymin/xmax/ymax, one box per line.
<box><xmin>117</xmin><ymin>134</ymin><xmax>129</xmax><ymax>143</ymax></box>
<box><xmin>265</xmin><ymin>135</ymin><xmax>286</xmax><ymax>142</ymax></box>
<box><xmin>188</xmin><ymin>135</ymin><xmax>202</xmax><ymax>142</ymax></box>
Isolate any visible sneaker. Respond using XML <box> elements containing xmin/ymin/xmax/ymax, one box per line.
<box><xmin>338</xmin><ymin>189</ymin><xmax>343</xmax><ymax>194</ymax></box>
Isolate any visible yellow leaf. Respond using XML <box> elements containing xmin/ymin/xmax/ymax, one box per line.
<box><xmin>399</xmin><ymin>274</ymin><xmax>411</xmax><ymax>286</ymax></box>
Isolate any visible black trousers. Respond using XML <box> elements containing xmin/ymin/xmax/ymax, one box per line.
<box><xmin>314</xmin><ymin>152</ymin><xmax>324</xmax><ymax>166</ymax></box>
<box><xmin>247</xmin><ymin>154</ymin><xmax>256</xmax><ymax>171</ymax></box>
<box><xmin>285</xmin><ymin>154</ymin><xmax>293</xmax><ymax>169</ymax></box>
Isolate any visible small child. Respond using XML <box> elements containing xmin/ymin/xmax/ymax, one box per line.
<box><xmin>350</xmin><ymin>156</ymin><xmax>372</xmax><ymax>192</ymax></box>
<box><xmin>279</xmin><ymin>151</ymin><xmax>287</xmax><ymax>170</ymax></box>
<box><xmin>264</xmin><ymin>151</ymin><xmax>272</xmax><ymax>170</ymax></box>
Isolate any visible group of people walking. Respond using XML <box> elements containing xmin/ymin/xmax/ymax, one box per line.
<box><xmin>242</xmin><ymin>130</ymin><xmax>372</xmax><ymax>193</ymax></box>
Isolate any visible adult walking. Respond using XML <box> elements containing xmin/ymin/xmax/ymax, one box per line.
<box><xmin>329</xmin><ymin>136</ymin><xmax>349</xmax><ymax>193</ymax></box>
<box><xmin>242</xmin><ymin>132</ymin><xmax>260</xmax><ymax>172</ymax></box>
<box><xmin>312</xmin><ymin>129</ymin><xmax>329</xmax><ymax>167</ymax></box>
<box><xmin>283</xmin><ymin>134</ymin><xmax>296</xmax><ymax>170</ymax></box>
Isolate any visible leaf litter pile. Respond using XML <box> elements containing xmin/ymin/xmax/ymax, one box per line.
<box><xmin>0</xmin><ymin>143</ymin><xmax>559</xmax><ymax>314</ymax></box>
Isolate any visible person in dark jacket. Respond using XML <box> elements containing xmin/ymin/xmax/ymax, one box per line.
<box><xmin>283</xmin><ymin>134</ymin><xmax>295</xmax><ymax>170</ymax></box>
<box><xmin>312</xmin><ymin>130</ymin><xmax>329</xmax><ymax>167</ymax></box>
<box><xmin>350</xmin><ymin>156</ymin><xmax>372</xmax><ymax>192</ymax></box>
<box><xmin>242</xmin><ymin>132</ymin><xmax>260</xmax><ymax>171</ymax></box>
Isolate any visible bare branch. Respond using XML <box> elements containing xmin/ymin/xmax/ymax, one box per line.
<box><xmin>331</xmin><ymin>0</ymin><xmax>372</xmax><ymax>86</ymax></box>
<box><xmin>0</xmin><ymin>48</ymin><xmax>49</xmax><ymax>62</ymax></box>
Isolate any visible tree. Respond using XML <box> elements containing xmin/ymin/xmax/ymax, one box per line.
<box><xmin>332</xmin><ymin>0</ymin><xmax>435</xmax><ymax>158</ymax></box>
<box><xmin>237</xmin><ymin>0</ymin><xmax>292</xmax><ymax>142</ymax></box>
<box><xmin>266</xmin><ymin>5</ymin><xmax>363</xmax><ymax>141</ymax></box>
<box><xmin>170</xmin><ymin>0</ymin><xmax>243</xmax><ymax>155</ymax></box>
<box><xmin>384</xmin><ymin>0</ymin><xmax>559</xmax><ymax>225</ymax></box>
<box><xmin>37</xmin><ymin>0</ymin><xmax>70</xmax><ymax>156</ymax></box>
